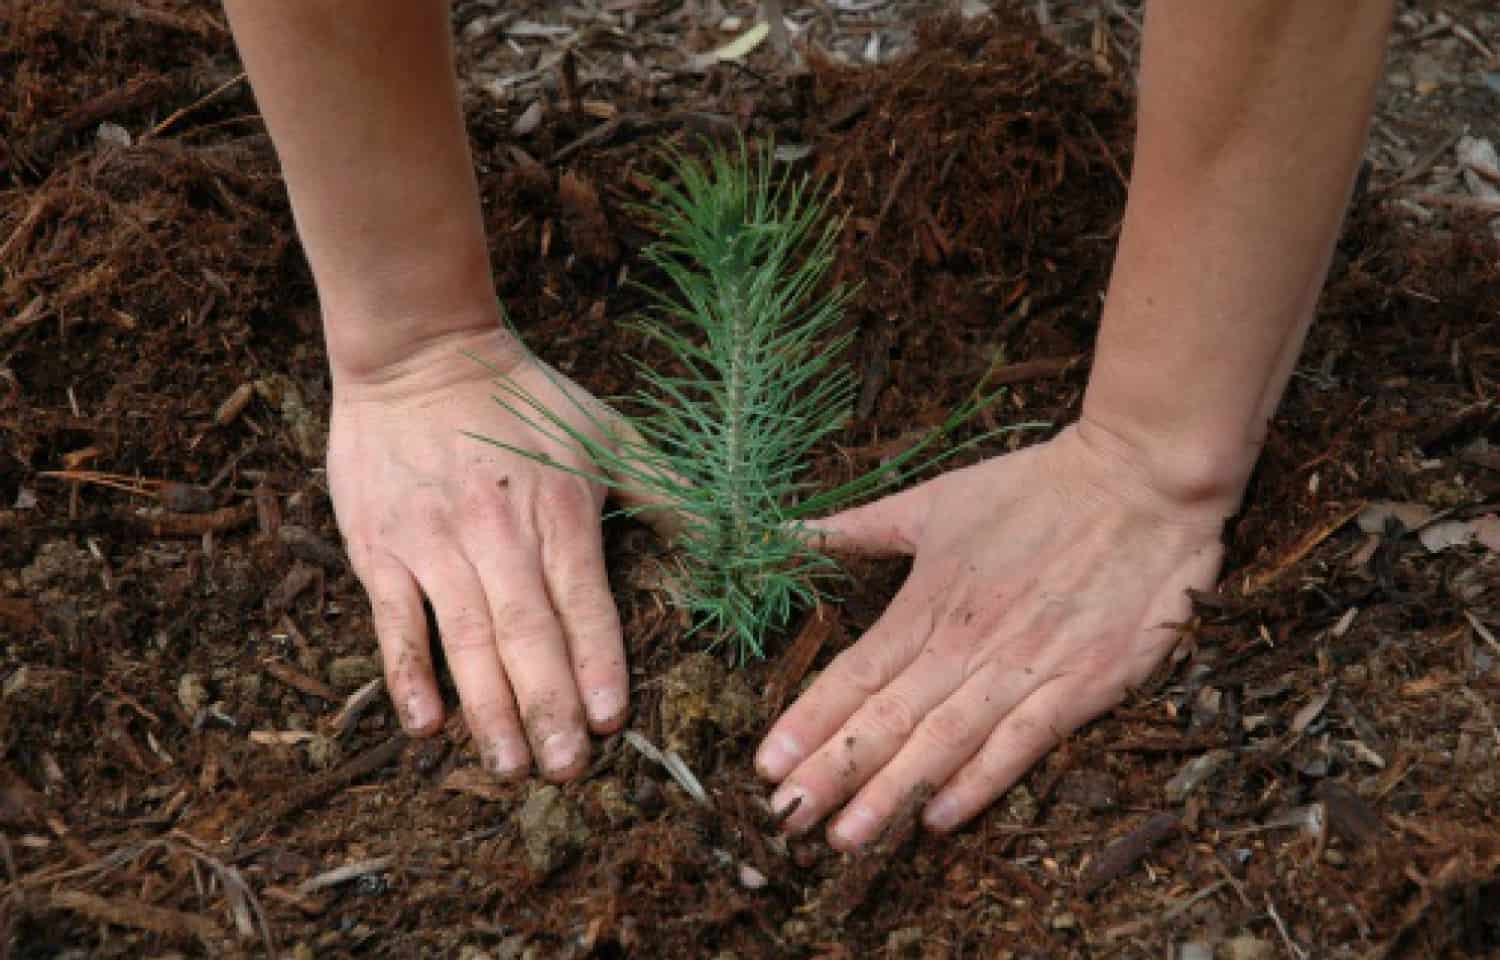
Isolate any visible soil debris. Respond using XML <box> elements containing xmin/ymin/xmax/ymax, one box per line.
<box><xmin>517</xmin><ymin>782</ymin><xmax>588</xmax><ymax>876</ymax></box>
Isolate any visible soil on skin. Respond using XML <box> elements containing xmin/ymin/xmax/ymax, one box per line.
<box><xmin>3</xmin><ymin>2</ymin><xmax>1498</xmax><ymax>957</ymax></box>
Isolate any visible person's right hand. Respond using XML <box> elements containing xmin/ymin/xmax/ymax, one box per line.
<box><xmin>326</xmin><ymin>327</ymin><xmax>631</xmax><ymax>782</ymax></box>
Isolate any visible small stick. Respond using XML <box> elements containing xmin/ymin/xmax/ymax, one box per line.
<box><xmin>263</xmin><ymin>659</ymin><xmax>340</xmax><ymax>702</ymax></box>
<box><xmin>1265</xmin><ymin>894</ymin><xmax>1308</xmax><ymax>960</ymax></box>
<box><xmin>297</xmin><ymin>855</ymin><xmax>395</xmax><ymax>895</ymax></box>
<box><xmin>144</xmin><ymin>72</ymin><xmax>247</xmax><ymax>140</ymax></box>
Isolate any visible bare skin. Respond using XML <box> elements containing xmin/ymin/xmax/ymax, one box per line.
<box><xmin>222</xmin><ymin>1</ymin><xmax>1393</xmax><ymax>842</ymax></box>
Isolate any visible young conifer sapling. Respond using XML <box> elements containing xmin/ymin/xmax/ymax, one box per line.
<box><xmin>473</xmin><ymin>143</ymin><xmax>1041</xmax><ymax>662</ymax></box>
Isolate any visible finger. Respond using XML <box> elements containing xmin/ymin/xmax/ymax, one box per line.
<box><xmin>758</xmin><ymin>589</ymin><xmax>933</xmax><ymax>804</ymax></box>
<box><xmin>803</xmin><ymin>481</ymin><xmax>930</xmax><ymax>557</ymax></box>
<box><xmin>536</xmin><ymin>479</ymin><xmax>629</xmax><ymax>733</ymax></box>
<box><xmin>769</xmin><ymin>649</ymin><xmax>964</xmax><ymax>839</ymax></box>
<box><xmin>359</xmin><ymin>552</ymin><xmax>443</xmax><ymax>736</ymax></box>
<box><xmin>464</xmin><ymin>527</ymin><xmax>590</xmax><ymax>783</ymax></box>
<box><xmin>414</xmin><ymin>556</ymin><xmax>531</xmax><ymax>779</ymax></box>
<box><xmin>827</xmin><ymin>659</ymin><xmax>1038</xmax><ymax>850</ymax></box>
<box><xmin>921</xmin><ymin>677</ymin><xmax>1110</xmax><ymax>833</ymax></box>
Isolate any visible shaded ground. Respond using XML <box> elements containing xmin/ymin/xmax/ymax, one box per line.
<box><xmin>2</xmin><ymin>2</ymin><xmax>1498</xmax><ymax>957</ymax></box>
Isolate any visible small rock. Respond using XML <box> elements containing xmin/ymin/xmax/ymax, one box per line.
<box><xmin>458</xmin><ymin>946</ymin><xmax>493</xmax><ymax>960</ymax></box>
<box><xmin>1051</xmin><ymin>911</ymin><xmax>1077</xmax><ymax>931</ymax></box>
<box><xmin>177</xmin><ymin>673</ymin><xmax>209</xmax><ymax>716</ymax></box>
<box><xmin>1165</xmin><ymin>750</ymin><xmax>1232</xmax><ymax>803</ymax></box>
<box><xmin>1217</xmin><ymin>936</ymin><xmax>1275</xmax><ymax>960</ymax></box>
<box><xmin>328</xmin><ymin>656</ymin><xmax>381</xmax><ymax>691</ymax></box>
<box><xmin>290</xmin><ymin>943</ymin><xmax>314</xmax><ymax>960</ymax></box>
<box><xmin>516</xmin><ymin>783</ymin><xmax>587</xmax><ymax>875</ymax></box>
<box><xmin>1179</xmin><ymin>942</ymin><xmax>1213</xmax><ymax>960</ymax></box>
<box><xmin>737</xmin><ymin>863</ymin><xmax>767</xmax><ymax>889</ymax></box>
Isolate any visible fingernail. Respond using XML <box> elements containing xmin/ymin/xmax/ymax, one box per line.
<box><xmin>756</xmin><ymin>732</ymin><xmax>804</xmax><ymax>781</ymax></box>
<box><xmin>830</xmin><ymin>804</ymin><xmax>879</xmax><ymax>850</ymax></box>
<box><xmin>770</xmin><ymin>784</ymin><xmax>811</xmax><ymax>833</ymax></box>
<box><xmin>924</xmin><ymin>794</ymin><xmax>962</xmax><ymax>832</ymax></box>
<box><xmin>586</xmin><ymin>688</ymin><xmax>624</xmax><ymax>726</ymax></box>
<box><xmin>483</xmin><ymin>740</ymin><xmax>529</xmax><ymax>780</ymax></box>
<box><xmin>539</xmin><ymin>731</ymin><xmax>581</xmax><ymax>776</ymax></box>
<box><xmin>402</xmin><ymin>696</ymin><xmax>437</xmax><ymax>734</ymax></box>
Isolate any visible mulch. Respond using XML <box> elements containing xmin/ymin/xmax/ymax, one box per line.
<box><xmin>2</xmin><ymin>2</ymin><xmax>1497</xmax><ymax>957</ymax></box>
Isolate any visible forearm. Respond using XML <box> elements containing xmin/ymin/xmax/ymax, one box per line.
<box><xmin>223</xmin><ymin>0</ymin><xmax>512</xmax><ymax>382</ymax></box>
<box><xmin>1080</xmin><ymin>1</ymin><xmax>1393</xmax><ymax>513</ymax></box>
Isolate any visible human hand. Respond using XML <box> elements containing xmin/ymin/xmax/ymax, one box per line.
<box><xmin>755</xmin><ymin>421</ymin><xmax>1230</xmax><ymax>849</ymax></box>
<box><xmin>327</xmin><ymin>328</ymin><xmax>630</xmax><ymax>782</ymax></box>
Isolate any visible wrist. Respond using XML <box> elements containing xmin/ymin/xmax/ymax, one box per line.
<box><xmin>325</xmin><ymin>305</ymin><xmax>528</xmax><ymax>397</ymax></box>
<box><xmin>1069</xmin><ymin>412</ymin><xmax>1253</xmax><ymax>523</ymax></box>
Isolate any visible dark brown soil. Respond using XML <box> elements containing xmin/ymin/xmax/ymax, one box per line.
<box><xmin>2</xmin><ymin>3</ymin><xmax>1498</xmax><ymax>958</ymax></box>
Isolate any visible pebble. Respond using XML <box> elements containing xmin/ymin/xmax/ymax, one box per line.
<box><xmin>516</xmin><ymin>783</ymin><xmax>588</xmax><ymax>875</ymax></box>
<box><xmin>1178</xmin><ymin>943</ymin><xmax>1212</xmax><ymax>960</ymax></box>
<box><xmin>737</xmin><ymin>863</ymin><xmax>768</xmax><ymax>889</ymax></box>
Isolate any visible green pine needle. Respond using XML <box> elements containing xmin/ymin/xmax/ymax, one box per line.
<box><xmin>472</xmin><ymin>141</ymin><xmax>1046</xmax><ymax>663</ymax></box>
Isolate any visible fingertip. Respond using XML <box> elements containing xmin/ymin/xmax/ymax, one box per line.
<box><xmin>755</xmin><ymin>730</ymin><xmax>804</xmax><ymax>782</ymax></box>
<box><xmin>921</xmin><ymin>792</ymin><xmax>966</xmax><ymax>833</ymax></box>
<box><xmin>536</xmin><ymin>730</ymin><xmax>589</xmax><ymax>783</ymax></box>
<box><xmin>480</xmin><ymin>737</ymin><xmax>532</xmax><ymax>782</ymax></box>
<box><xmin>585</xmin><ymin>687</ymin><xmax>627</xmax><ymax>734</ymax></box>
<box><xmin>397</xmin><ymin>690</ymin><xmax>444</xmax><ymax>737</ymax></box>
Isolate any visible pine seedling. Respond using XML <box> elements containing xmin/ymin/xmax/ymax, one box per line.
<box><xmin>473</xmin><ymin>142</ymin><xmax>1041</xmax><ymax>662</ymax></box>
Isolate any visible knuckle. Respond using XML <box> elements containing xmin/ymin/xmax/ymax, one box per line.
<box><xmin>492</xmin><ymin>601</ymin><xmax>559</xmax><ymax>647</ymax></box>
<box><xmin>440</xmin><ymin>608</ymin><xmax>494</xmax><ymax>654</ymax></box>
<box><xmin>920</xmin><ymin>704</ymin><xmax>982</xmax><ymax>752</ymax></box>
<box><xmin>830</xmin><ymin>647</ymin><xmax>888</xmax><ymax>697</ymax></box>
<box><xmin>863</xmin><ymin>689</ymin><xmax>920</xmax><ymax>741</ymax></box>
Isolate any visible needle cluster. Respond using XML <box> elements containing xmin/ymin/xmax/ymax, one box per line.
<box><xmin>477</xmin><ymin>144</ymin><xmax>1026</xmax><ymax>662</ymax></box>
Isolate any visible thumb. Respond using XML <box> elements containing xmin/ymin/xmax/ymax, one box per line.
<box><xmin>803</xmin><ymin>482</ymin><xmax>931</xmax><ymax>557</ymax></box>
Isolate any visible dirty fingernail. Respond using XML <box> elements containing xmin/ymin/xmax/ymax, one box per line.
<box><xmin>586</xmin><ymin>688</ymin><xmax>624</xmax><ymax>726</ymax></box>
<box><xmin>484</xmin><ymin>739</ymin><xmax>530</xmax><ymax>780</ymax></box>
<box><xmin>831</xmin><ymin>804</ymin><xmax>879</xmax><ymax>850</ymax></box>
<box><xmin>923</xmin><ymin>793</ymin><xmax>962</xmax><ymax>832</ymax></box>
<box><xmin>539</xmin><ymin>731</ymin><xmax>581</xmax><ymax>776</ymax></box>
<box><xmin>756</xmin><ymin>732</ymin><xmax>803</xmax><ymax>781</ymax></box>
<box><xmin>402</xmin><ymin>695</ymin><xmax>438</xmax><ymax>734</ymax></box>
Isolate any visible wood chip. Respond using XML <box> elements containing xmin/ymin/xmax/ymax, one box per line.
<box><xmin>815</xmin><ymin>783</ymin><xmax>931</xmax><ymax>923</ymax></box>
<box><xmin>439</xmin><ymin>766</ymin><xmax>510</xmax><ymax>802</ymax></box>
<box><xmin>765</xmin><ymin>602</ymin><xmax>838</xmax><ymax>715</ymax></box>
<box><xmin>263</xmin><ymin>659</ymin><xmax>339</xmax><ymax>702</ymax></box>
<box><xmin>47</xmin><ymin>890</ymin><xmax>222</xmax><ymax>942</ymax></box>
<box><xmin>1078</xmin><ymin>811</ymin><xmax>1179</xmax><ymax>896</ymax></box>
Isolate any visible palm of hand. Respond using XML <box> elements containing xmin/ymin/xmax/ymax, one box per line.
<box><xmin>758</xmin><ymin>424</ymin><xmax>1227</xmax><ymax>849</ymax></box>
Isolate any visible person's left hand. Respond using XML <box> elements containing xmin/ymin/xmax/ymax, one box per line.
<box><xmin>753</xmin><ymin>423</ymin><xmax>1228</xmax><ymax>849</ymax></box>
